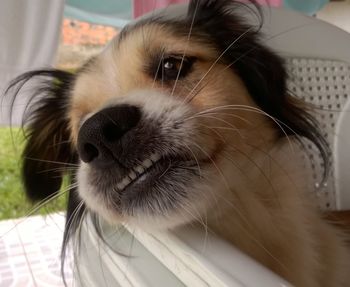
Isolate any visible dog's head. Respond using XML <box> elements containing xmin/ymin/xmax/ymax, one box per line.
<box><xmin>7</xmin><ymin>0</ymin><xmax>328</xmax><ymax>230</ymax></box>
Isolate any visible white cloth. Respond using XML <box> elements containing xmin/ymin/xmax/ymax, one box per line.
<box><xmin>0</xmin><ymin>0</ymin><xmax>65</xmax><ymax>125</ymax></box>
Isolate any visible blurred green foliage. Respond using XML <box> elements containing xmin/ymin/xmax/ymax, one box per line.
<box><xmin>0</xmin><ymin>127</ymin><xmax>67</xmax><ymax>220</ymax></box>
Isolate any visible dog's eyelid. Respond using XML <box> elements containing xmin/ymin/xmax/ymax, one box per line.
<box><xmin>162</xmin><ymin>53</ymin><xmax>198</xmax><ymax>64</ymax></box>
<box><xmin>162</xmin><ymin>55</ymin><xmax>191</xmax><ymax>70</ymax></box>
<box><xmin>163</xmin><ymin>53</ymin><xmax>196</xmax><ymax>60</ymax></box>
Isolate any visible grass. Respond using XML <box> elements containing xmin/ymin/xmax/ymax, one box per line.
<box><xmin>0</xmin><ymin>127</ymin><xmax>67</xmax><ymax>220</ymax></box>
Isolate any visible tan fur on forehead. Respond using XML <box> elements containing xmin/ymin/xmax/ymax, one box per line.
<box><xmin>115</xmin><ymin>23</ymin><xmax>218</xmax><ymax>59</ymax></box>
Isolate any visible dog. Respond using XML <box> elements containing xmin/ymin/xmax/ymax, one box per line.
<box><xmin>5</xmin><ymin>1</ymin><xmax>350</xmax><ymax>286</ymax></box>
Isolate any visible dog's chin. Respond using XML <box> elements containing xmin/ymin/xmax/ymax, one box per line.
<box><xmin>76</xmin><ymin>156</ymin><xmax>208</xmax><ymax>229</ymax></box>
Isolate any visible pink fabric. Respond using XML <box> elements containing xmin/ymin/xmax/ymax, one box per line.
<box><xmin>133</xmin><ymin>0</ymin><xmax>282</xmax><ymax>18</ymax></box>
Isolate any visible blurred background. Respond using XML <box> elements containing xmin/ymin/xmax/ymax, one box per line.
<box><xmin>0</xmin><ymin>1</ymin><xmax>349</xmax><ymax>286</ymax></box>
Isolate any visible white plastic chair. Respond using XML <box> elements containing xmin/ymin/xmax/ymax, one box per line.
<box><xmin>261</xmin><ymin>7</ymin><xmax>350</xmax><ymax>210</ymax></box>
<box><xmin>73</xmin><ymin>5</ymin><xmax>350</xmax><ymax>287</ymax></box>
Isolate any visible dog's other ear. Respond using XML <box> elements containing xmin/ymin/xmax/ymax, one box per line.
<box><xmin>6</xmin><ymin>70</ymin><xmax>77</xmax><ymax>202</ymax></box>
<box><xmin>186</xmin><ymin>0</ymin><xmax>330</xmax><ymax>175</ymax></box>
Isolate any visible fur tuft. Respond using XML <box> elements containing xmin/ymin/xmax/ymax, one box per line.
<box><xmin>186</xmin><ymin>0</ymin><xmax>330</xmax><ymax>177</ymax></box>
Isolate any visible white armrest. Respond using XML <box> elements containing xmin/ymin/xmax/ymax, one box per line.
<box><xmin>76</xmin><ymin>217</ymin><xmax>292</xmax><ymax>287</ymax></box>
<box><xmin>260</xmin><ymin>7</ymin><xmax>350</xmax><ymax>63</ymax></box>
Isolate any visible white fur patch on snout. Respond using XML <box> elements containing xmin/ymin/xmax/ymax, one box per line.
<box><xmin>104</xmin><ymin>90</ymin><xmax>193</xmax><ymax>123</ymax></box>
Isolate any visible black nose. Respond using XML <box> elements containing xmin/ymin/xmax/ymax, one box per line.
<box><xmin>77</xmin><ymin>105</ymin><xmax>141</xmax><ymax>167</ymax></box>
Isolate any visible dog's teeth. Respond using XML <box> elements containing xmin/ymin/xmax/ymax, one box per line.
<box><xmin>129</xmin><ymin>171</ymin><xmax>137</xmax><ymax>180</ymax></box>
<box><xmin>117</xmin><ymin>177</ymin><xmax>132</xmax><ymax>190</ymax></box>
<box><xmin>135</xmin><ymin>165</ymin><xmax>145</xmax><ymax>174</ymax></box>
<box><xmin>117</xmin><ymin>182</ymin><xmax>125</xmax><ymax>190</ymax></box>
<box><xmin>150</xmin><ymin>153</ymin><xmax>161</xmax><ymax>163</ymax></box>
<box><xmin>116</xmin><ymin>155</ymin><xmax>162</xmax><ymax>191</ymax></box>
<box><xmin>121</xmin><ymin>177</ymin><xmax>131</xmax><ymax>187</ymax></box>
<box><xmin>142</xmin><ymin>158</ymin><xmax>153</xmax><ymax>168</ymax></box>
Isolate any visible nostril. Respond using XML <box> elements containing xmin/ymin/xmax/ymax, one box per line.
<box><xmin>102</xmin><ymin>122</ymin><xmax>124</xmax><ymax>142</ymax></box>
<box><xmin>101</xmin><ymin>105</ymin><xmax>141</xmax><ymax>142</ymax></box>
<box><xmin>82</xmin><ymin>143</ymin><xmax>99</xmax><ymax>163</ymax></box>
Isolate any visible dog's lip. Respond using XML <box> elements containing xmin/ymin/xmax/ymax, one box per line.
<box><xmin>115</xmin><ymin>142</ymin><xmax>225</xmax><ymax>192</ymax></box>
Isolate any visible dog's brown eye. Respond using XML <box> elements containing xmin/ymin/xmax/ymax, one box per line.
<box><xmin>164</xmin><ymin>59</ymin><xmax>176</xmax><ymax>70</ymax></box>
<box><xmin>156</xmin><ymin>56</ymin><xmax>195</xmax><ymax>82</ymax></box>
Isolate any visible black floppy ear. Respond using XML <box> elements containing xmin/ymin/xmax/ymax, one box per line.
<box><xmin>6</xmin><ymin>70</ymin><xmax>77</xmax><ymax>202</ymax></box>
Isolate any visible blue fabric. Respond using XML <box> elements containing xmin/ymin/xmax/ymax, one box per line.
<box><xmin>64</xmin><ymin>0</ymin><xmax>132</xmax><ymax>27</ymax></box>
<box><xmin>64</xmin><ymin>0</ymin><xmax>329</xmax><ymax>27</ymax></box>
<box><xmin>283</xmin><ymin>0</ymin><xmax>329</xmax><ymax>15</ymax></box>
